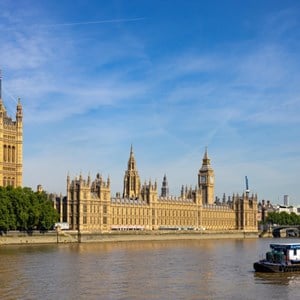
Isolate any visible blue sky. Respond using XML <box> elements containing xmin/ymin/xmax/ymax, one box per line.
<box><xmin>1</xmin><ymin>0</ymin><xmax>300</xmax><ymax>204</ymax></box>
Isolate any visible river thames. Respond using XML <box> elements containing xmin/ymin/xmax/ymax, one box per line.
<box><xmin>0</xmin><ymin>238</ymin><xmax>299</xmax><ymax>299</ymax></box>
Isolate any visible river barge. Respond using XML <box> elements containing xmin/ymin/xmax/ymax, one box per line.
<box><xmin>254</xmin><ymin>243</ymin><xmax>300</xmax><ymax>272</ymax></box>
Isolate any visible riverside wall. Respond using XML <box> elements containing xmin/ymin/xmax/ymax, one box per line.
<box><xmin>0</xmin><ymin>230</ymin><xmax>258</xmax><ymax>245</ymax></box>
<box><xmin>0</xmin><ymin>230</ymin><xmax>79</xmax><ymax>245</ymax></box>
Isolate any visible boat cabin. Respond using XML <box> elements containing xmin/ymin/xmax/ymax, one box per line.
<box><xmin>269</xmin><ymin>243</ymin><xmax>300</xmax><ymax>263</ymax></box>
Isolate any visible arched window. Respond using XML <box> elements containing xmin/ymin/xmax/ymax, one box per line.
<box><xmin>3</xmin><ymin>145</ymin><xmax>7</xmax><ymax>162</ymax></box>
<box><xmin>12</xmin><ymin>146</ymin><xmax>15</xmax><ymax>163</ymax></box>
<box><xmin>8</xmin><ymin>146</ymin><xmax>11</xmax><ymax>162</ymax></box>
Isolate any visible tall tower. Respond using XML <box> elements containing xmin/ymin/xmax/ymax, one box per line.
<box><xmin>0</xmin><ymin>72</ymin><xmax>23</xmax><ymax>187</ymax></box>
<box><xmin>161</xmin><ymin>174</ymin><xmax>169</xmax><ymax>197</ymax></box>
<box><xmin>198</xmin><ymin>148</ymin><xmax>214</xmax><ymax>205</ymax></box>
<box><xmin>122</xmin><ymin>145</ymin><xmax>141</xmax><ymax>198</ymax></box>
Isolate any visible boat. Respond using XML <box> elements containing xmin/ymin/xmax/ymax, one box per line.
<box><xmin>254</xmin><ymin>243</ymin><xmax>300</xmax><ymax>273</ymax></box>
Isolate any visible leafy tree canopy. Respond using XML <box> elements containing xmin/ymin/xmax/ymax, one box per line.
<box><xmin>0</xmin><ymin>186</ymin><xmax>59</xmax><ymax>232</ymax></box>
<box><xmin>266</xmin><ymin>211</ymin><xmax>300</xmax><ymax>226</ymax></box>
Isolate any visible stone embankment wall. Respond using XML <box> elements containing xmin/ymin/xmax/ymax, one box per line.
<box><xmin>0</xmin><ymin>230</ymin><xmax>79</xmax><ymax>245</ymax></box>
<box><xmin>79</xmin><ymin>230</ymin><xmax>258</xmax><ymax>243</ymax></box>
<box><xmin>0</xmin><ymin>230</ymin><xmax>258</xmax><ymax>245</ymax></box>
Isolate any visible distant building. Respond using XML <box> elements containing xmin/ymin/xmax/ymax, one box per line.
<box><xmin>283</xmin><ymin>195</ymin><xmax>289</xmax><ymax>206</ymax></box>
<box><xmin>258</xmin><ymin>200</ymin><xmax>300</xmax><ymax>225</ymax></box>
<box><xmin>257</xmin><ymin>200</ymin><xmax>275</xmax><ymax>223</ymax></box>
<box><xmin>275</xmin><ymin>205</ymin><xmax>300</xmax><ymax>216</ymax></box>
<box><xmin>0</xmin><ymin>73</ymin><xmax>23</xmax><ymax>187</ymax></box>
<box><xmin>63</xmin><ymin>147</ymin><xmax>258</xmax><ymax>233</ymax></box>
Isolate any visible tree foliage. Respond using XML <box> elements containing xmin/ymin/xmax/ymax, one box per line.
<box><xmin>0</xmin><ymin>186</ymin><xmax>59</xmax><ymax>232</ymax></box>
<box><xmin>266</xmin><ymin>211</ymin><xmax>300</xmax><ymax>226</ymax></box>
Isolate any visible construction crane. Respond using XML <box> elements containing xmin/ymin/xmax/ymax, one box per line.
<box><xmin>245</xmin><ymin>176</ymin><xmax>250</xmax><ymax>195</ymax></box>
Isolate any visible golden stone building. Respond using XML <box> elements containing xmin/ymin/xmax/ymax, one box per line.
<box><xmin>66</xmin><ymin>146</ymin><xmax>258</xmax><ymax>233</ymax></box>
<box><xmin>0</xmin><ymin>74</ymin><xmax>23</xmax><ymax>187</ymax></box>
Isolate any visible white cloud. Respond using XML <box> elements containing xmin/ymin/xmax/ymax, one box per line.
<box><xmin>1</xmin><ymin>3</ymin><xmax>300</xmax><ymax>203</ymax></box>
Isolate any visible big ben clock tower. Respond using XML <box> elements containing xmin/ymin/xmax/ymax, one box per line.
<box><xmin>198</xmin><ymin>148</ymin><xmax>214</xmax><ymax>205</ymax></box>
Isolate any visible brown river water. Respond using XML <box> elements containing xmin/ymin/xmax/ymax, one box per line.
<box><xmin>0</xmin><ymin>238</ymin><xmax>300</xmax><ymax>300</ymax></box>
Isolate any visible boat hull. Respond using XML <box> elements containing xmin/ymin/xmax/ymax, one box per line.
<box><xmin>254</xmin><ymin>261</ymin><xmax>300</xmax><ymax>273</ymax></box>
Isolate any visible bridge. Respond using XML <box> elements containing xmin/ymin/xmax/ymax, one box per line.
<box><xmin>272</xmin><ymin>225</ymin><xmax>300</xmax><ymax>238</ymax></box>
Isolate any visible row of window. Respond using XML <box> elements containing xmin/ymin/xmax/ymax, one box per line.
<box><xmin>155</xmin><ymin>219</ymin><xmax>198</xmax><ymax>226</ymax></box>
<box><xmin>112</xmin><ymin>218</ymin><xmax>150</xmax><ymax>226</ymax></box>
<box><xmin>202</xmin><ymin>218</ymin><xmax>235</xmax><ymax>227</ymax></box>
<box><xmin>3</xmin><ymin>177</ymin><xmax>15</xmax><ymax>187</ymax></box>
<box><xmin>79</xmin><ymin>206</ymin><xmax>246</xmax><ymax>220</ymax></box>
<box><xmin>111</xmin><ymin>210</ymin><xmax>198</xmax><ymax>219</ymax></box>
<box><xmin>78</xmin><ymin>216</ymin><xmax>252</xmax><ymax>229</ymax></box>
<box><xmin>157</xmin><ymin>210</ymin><xmax>197</xmax><ymax>218</ymax></box>
<box><xmin>111</xmin><ymin>207</ymin><xmax>198</xmax><ymax>217</ymax></box>
<box><xmin>83</xmin><ymin>204</ymin><xmax>107</xmax><ymax>213</ymax></box>
<box><xmin>3</xmin><ymin>135</ymin><xmax>16</xmax><ymax>140</ymax></box>
<box><xmin>110</xmin><ymin>218</ymin><xmax>199</xmax><ymax>226</ymax></box>
<box><xmin>82</xmin><ymin>216</ymin><xmax>107</xmax><ymax>225</ymax></box>
<box><xmin>112</xmin><ymin>207</ymin><xmax>149</xmax><ymax>215</ymax></box>
<box><xmin>81</xmin><ymin>216</ymin><xmax>237</xmax><ymax>228</ymax></box>
<box><xmin>3</xmin><ymin>145</ymin><xmax>16</xmax><ymax>163</ymax></box>
<box><xmin>202</xmin><ymin>211</ymin><xmax>234</xmax><ymax>219</ymax></box>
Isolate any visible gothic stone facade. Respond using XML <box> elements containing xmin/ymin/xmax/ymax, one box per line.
<box><xmin>66</xmin><ymin>147</ymin><xmax>257</xmax><ymax>232</ymax></box>
<box><xmin>0</xmin><ymin>76</ymin><xmax>23</xmax><ymax>187</ymax></box>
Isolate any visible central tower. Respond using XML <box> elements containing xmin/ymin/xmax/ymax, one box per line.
<box><xmin>123</xmin><ymin>145</ymin><xmax>141</xmax><ymax>199</ymax></box>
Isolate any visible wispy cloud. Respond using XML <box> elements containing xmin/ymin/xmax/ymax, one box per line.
<box><xmin>39</xmin><ymin>17</ymin><xmax>146</xmax><ymax>28</ymax></box>
<box><xmin>1</xmin><ymin>2</ymin><xmax>300</xmax><ymax>203</ymax></box>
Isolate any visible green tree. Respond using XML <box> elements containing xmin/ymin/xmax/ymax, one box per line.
<box><xmin>0</xmin><ymin>187</ymin><xmax>16</xmax><ymax>231</ymax></box>
<box><xmin>0</xmin><ymin>186</ymin><xmax>59</xmax><ymax>231</ymax></box>
<box><xmin>37</xmin><ymin>191</ymin><xmax>59</xmax><ymax>230</ymax></box>
<box><xmin>0</xmin><ymin>196</ymin><xmax>10</xmax><ymax>231</ymax></box>
<box><xmin>266</xmin><ymin>211</ymin><xmax>300</xmax><ymax>226</ymax></box>
<box><xmin>289</xmin><ymin>212</ymin><xmax>300</xmax><ymax>225</ymax></box>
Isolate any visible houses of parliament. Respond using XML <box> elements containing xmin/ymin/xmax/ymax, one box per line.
<box><xmin>65</xmin><ymin>146</ymin><xmax>258</xmax><ymax>233</ymax></box>
<box><xmin>0</xmin><ymin>74</ymin><xmax>257</xmax><ymax>233</ymax></box>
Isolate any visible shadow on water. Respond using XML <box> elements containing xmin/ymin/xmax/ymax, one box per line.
<box><xmin>254</xmin><ymin>271</ymin><xmax>300</xmax><ymax>285</ymax></box>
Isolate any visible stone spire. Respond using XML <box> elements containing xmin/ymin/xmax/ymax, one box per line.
<box><xmin>16</xmin><ymin>98</ymin><xmax>23</xmax><ymax>122</ymax></box>
<box><xmin>128</xmin><ymin>144</ymin><xmax>137</xmax><ymax>171</ymax></box>
<box><xmin>201</xmin><ymin>147</ymin><xmax>212</xmax><ymax>171</ymax></box>
<box><xmin>123</xmin><ymin>145</ymin><xmax>141</xmax><ymax>199</ymax></box>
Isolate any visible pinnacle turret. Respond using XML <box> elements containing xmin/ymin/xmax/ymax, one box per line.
<box><xmin>201</xmin><ymin>147</ymin><xmax>212</xmax><ymax>171</ymax></box>
<box><xmin>123</xmin><ymin>145</ymin><xmax>141</xmax><ymax>198</ymax></box>
<box><xmin>127</xmin><ymin>145</ymin><xmax>137</xmax><ymax>170</ymax></box>
<box><xmin>161</xmin><ymin>174</ymin><xmax>169</xmax><ymax>197</ymax></box>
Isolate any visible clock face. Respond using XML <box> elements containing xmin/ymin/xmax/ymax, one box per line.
<box><xmin>201</xmin><ymin>176</ymin><xmax>206</xmax><ymax>183</ymax></box>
